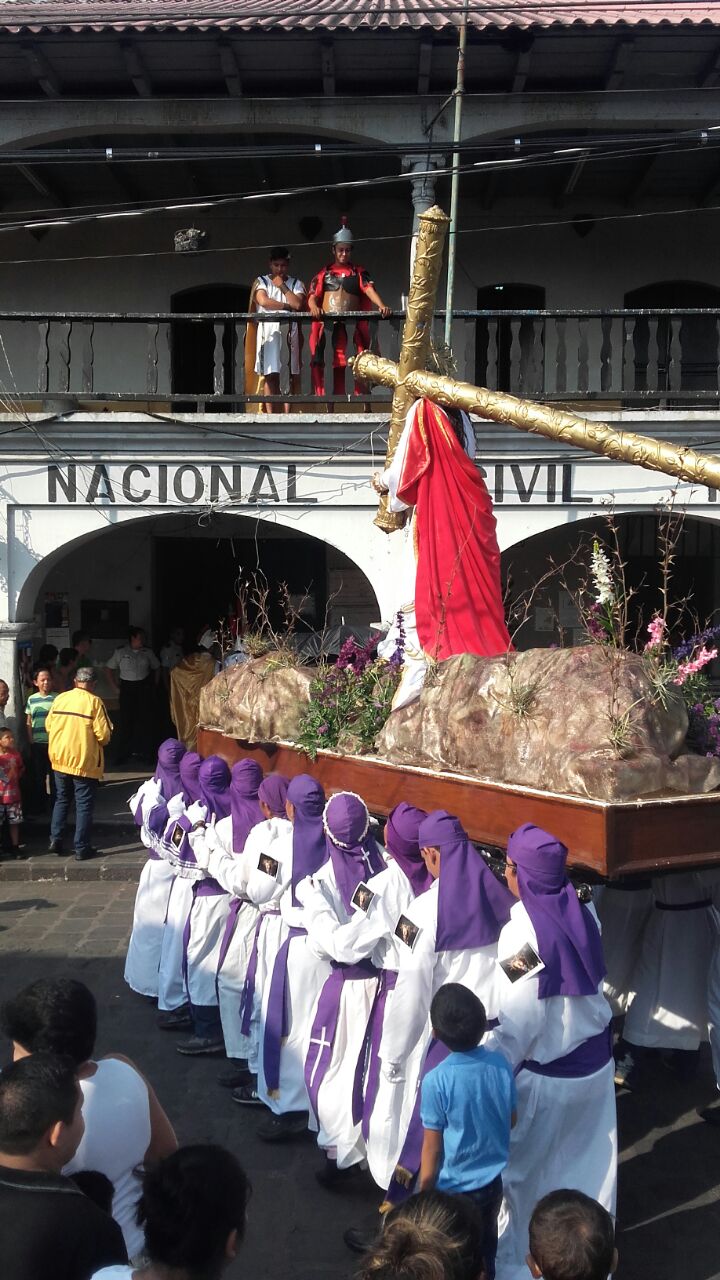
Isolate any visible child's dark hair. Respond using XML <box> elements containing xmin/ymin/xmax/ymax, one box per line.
<box><xmin>1</xmin><ymin>977</ymin><xmax>97</xmax><ymax>1065</ymax></box>
<box><xmin>430</xmin><ymin>983</ymin><xmax>486</xmax><ymax>1052</ymax></box>
<box><xmin>0</xmin><ymin>1054</ymin><xmax>78</xmax><ymax>1155</ymax></box>
<box><xmin>358</xmin><ymin>1191</ymin><xmax>485</xmax><ymax>1280</ymax></box>
<box><xmin>59</xmin><ymin>648</ymin><xmax>77</xmax><ymax>667</ymax></box>
<box><xmin>529</xmin><ymin>1189</ymin><xmax>615</xmax><ymax>1280</ymax></box>
<box><xmin>32</xmin><ymin>663</ymin><xmax>52</xmax><ymax>680</ymax></box>
<box><xmin>138</xmin><ymin>1145</ymin><xmax>250</xmax><ymax>1274</ymax></box>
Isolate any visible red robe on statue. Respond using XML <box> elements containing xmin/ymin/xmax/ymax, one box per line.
<box><xmin>395</xmin><ymin>399</ymin><xmax>512</xmax><ymax>661</ymax></box>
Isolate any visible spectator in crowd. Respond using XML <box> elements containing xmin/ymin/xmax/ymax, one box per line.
<box><xmin>248</xmin><ymin>246</ymin><xmax>306</xmax><ymax>413</ymax></box>
<box><xmin>106</xmin><ymin>627</ymin><xmax>160</xmax><ymax>765</ymax></box>
<box><xmin>89</xmin><ymin>1144</ymin><xmax>251</xmax><ymax>1280</ymax></box>
<box><xmin>419</xmin><ymin>984</ymin><xmax>516</xmax><ymax>1280</ymax></box>
<box><xmin>0</xmin><ymin>727</ymin><xmax>24</xmax><ymax>856</ymax></box>
<box><xmin>25</xmin><ymin>663</ymin><xmax>57</xmax><ymax>813</ymax></box>
<box><xmin>356</xmin><ymin>1190</ymin><xmax>487</xmax><ymax>1280</ymax></box>
<box><xmin>2</xmin><ymin>976</ymin><xmax>178</xmax><ymax>1262</ymax></box>
<box><xmin>58</xmin><ymin>647</ymin><xmax>80</xmax><ymax>692</ymax></box>
<box><xmin>527</xmin><ymin>1189</ymin><xmax>617</xmax><ymax>1280</ymax></box>
<box><xmin>47</xmin><ymin>667</ymin><xmax>112</xmax><ymax>861</ymax></box>
<box><xmin>0</xmin><ymin>1053</ymin><xmax>127</xmax><ymax>1280</ymax></box>
<box><xmin>160</xmin><ymin>626</ymin><xmax>185</xmax><ymax>689</ymax></box>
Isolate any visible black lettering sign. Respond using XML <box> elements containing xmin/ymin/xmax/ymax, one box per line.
<box><xmin>85</xmin><ymin>464</ymin><xmax>115</xmax><ymax>504</ymax></box>
<box><xmin>248</xmin><ymin>465</ymin><xmax>280</xmax><ymax>504</ymax></box>
<box><xmin>210</xmin><ymin>464</ymin><xmax>242</xmax><ymax>503</ymax></box>
<box><xmin>286</xmin><ymin>463</ymin><xmax>318</xmax><ymax>504</ymax></box>
<box><xmin>48</xmin><ymin>464</ymin><xmax>77</xmax><ymax>503</ymax></box>
<box><xmin>122</xmin><ymin>464</ymin><xmax>151</xmax><ymax>504</ymax></box>
<box><xmin>173</xmin><ymin>465</ymin><xmax>203</xmax><ymax>504</ymax></box>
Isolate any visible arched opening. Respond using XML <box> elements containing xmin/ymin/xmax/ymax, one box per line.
<box><xmin>502</xmin><ymin>512</ymin><xmax>720</xmax><ymax>652</ymax></box>
<box><xmin>171</xmin><ymin>283</ymin><xmax>250</xmax><ymax>409</ymax></box>
<box><xmin>475</xmin><ymin>283</ymin><xmax>546</xmax><ymax>393</ymax></box>
<box><xmin>19</xmin><ymin>511</ymin><xmax>380</xmax><ymax>683</ymax></box>
<box><xmin>624</xmin><ymin>280</ymin><xmax>720</xmax><ymax>396</ymax></box>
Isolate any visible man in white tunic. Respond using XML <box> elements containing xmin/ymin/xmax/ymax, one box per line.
<box><xmin>487</xmin><ymin>823</ymin><xmax>616</xmax><ymax>1280</ymax></box>
<box><xmin>124</xmin><ymin>738</ymin><xmax>186</xmax><ymax>999</ymax></box>
<box><xmin>378</xmin><ymin>809</ymin><xmax>513</xmax><ymax>1213</ymax></box>
<box><xmin>299</xmin><ymin>791</ymin><xmax>386</xmax><ymax>1185</ymax></box>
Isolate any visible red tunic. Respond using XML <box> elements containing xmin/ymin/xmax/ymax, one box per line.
<box><xmin>395</xmin><ymin>400</ymin><xmax>512</xmax><ymax>662</ymax></box>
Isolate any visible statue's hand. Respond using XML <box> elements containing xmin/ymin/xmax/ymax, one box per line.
<box><xmin>371</xmin><ymin>471</ymin><xmax>389</xmax><ymax>496</ymax></box>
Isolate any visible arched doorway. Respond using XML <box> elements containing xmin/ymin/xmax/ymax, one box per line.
<box><xmin>624</xmin><ymin>280</ymin><xmax>720</xmax><ymax>396</ymax></box>
<box><xmin>171</xmin><ymin>283</ymin><xmax>250</xmax><ymax>409</ymax></box>
<box><xmin>502</xmin><ymin>512</ymin><xmax>720</xmax><ymax>651</ymax></box>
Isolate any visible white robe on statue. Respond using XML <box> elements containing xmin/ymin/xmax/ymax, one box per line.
<box><xmin>300</xmin><ymin>857</ymin><xmax>383</xmax><ymax>1169</ymax></box>
<box><xmin>302</xmin><ymin>858</ymin><xmax>419</xmax><ymax>1189</ymax></box>
<box><xmin>124</xmin><ymin>782</ymin><xmax>184</xmax><ymax>998</ymax></box>
<box><xmin>486</xmin><ymin>902</ymin><xmax>617</xmax><ymax>1280</ymax></box>
<box><xmin>594</xmin><ymin>883</ymin><xmax>653</xmax><ymax>1017</ymax></box>
<box><xmin>623</xmin><ymin>870</ymin><xmax>720</xmax><ymax>1050</ymax></box>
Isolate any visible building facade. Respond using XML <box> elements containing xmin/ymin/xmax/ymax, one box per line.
<box><xmin>1</xmin><ymin>1</ymin><xmax>720</xmax><ymax>717</ymax></box>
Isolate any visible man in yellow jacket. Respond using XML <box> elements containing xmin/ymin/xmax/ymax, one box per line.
<box><xmin>47</xmin><ymin>667</ymin><xmax>112</xmax><ymax>862</ymax></box>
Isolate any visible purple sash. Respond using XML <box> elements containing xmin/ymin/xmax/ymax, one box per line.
<box><xmin>361</xmin><ymin>969</ymin><xmax>398</xmax><ymax>1140</ymax></box>
<box><xmin>181</xmin><ymin>877</ymin><xmax>228</xmax><ymax>994</ymax></box>
<box><xmin>263</xmin><ymin>925</ymin><xmax>306</xmax><ymax>1096</ymax></box>
<box><xmin>304</xmin><ymin>960</ymin><xmax>379</xmax><ymax>1127</ymax></box>
<box><xmin>214</xmin><ymin>897</ymin><xmax>243</xmax><ymax>1000</ymax></box>
<box><xmin>384</xmin><ymin>1037</ymin><xmax>450</xmax><ymax>1205</ymax></box>
<box><xmin>239</xmin><ymin>909</ymin><xmax>281</xmax><ymax>1036</ymax></box>
<box><xmin>520</xmin><ymin>1024</ymin><xmax>612</xmax><ymax>1079</ymax></box>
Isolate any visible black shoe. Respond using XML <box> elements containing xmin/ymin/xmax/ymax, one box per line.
<box><xmin>176</xmin><ymin>1035</ymin><xmax>225</xmax><ymax>1057</ymax></box>
<box><xmin>698</xmin><ymin>1100</ymin><xmax>720</xmax><ymax>1126</ymax></box>
<box><xmin>218</xmin><ymin>1061</ymin><xmax>251</xmax><ymax>1089</ymax></box>
<box><xmin>49</xmin><ymin>839</ymin><xmax>64</xmax><ymax>856</ymax></box>
<box><xmin>344</xmin><ymin>1225</ymin><xmax>381</xmax><ymax>1255</ymax></box>
<box><xmin>231</xmin><ymin>1080</ymin><xmax>264</xmax><ymax>1106</ymax></box>
<box><xmin>257</xmin><ymin>1111</ymin><xmax>308</xmax><ymax>1142</ymax></box>
<box><xmin>74</xmin><ymin>848</ymin><xmax>96</xmax><ymax>862</ymax></box>
<box><xmin>315</xmin><ymin>1158</ymin><xmax>366</xmax><ymax>1190</ymax></box>
<box><xmin>157</xmin><ymin>1008</ymin><xmax>193</xmax><ymax>1031</ymax></box>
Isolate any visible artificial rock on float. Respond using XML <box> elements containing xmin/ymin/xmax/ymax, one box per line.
<box><xmin>374</xmin><ymin>647</ymin><xmax>720</xmax><ymax>802</ymax></box>
<box><xmin>199</xmin><ymin>656</ymin><xmax>313</xmax><ymax>742</ymax></box>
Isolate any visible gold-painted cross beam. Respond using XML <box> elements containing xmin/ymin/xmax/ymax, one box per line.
<box><xmin>353</xmin><ymin>206</ymin><xmax>720</xmax><ymax>530</ymax></box>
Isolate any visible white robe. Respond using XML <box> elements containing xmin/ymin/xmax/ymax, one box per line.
<box><xmin>594</xmin><ymin>883</ymin><xmax>653</xmax><ymax>1017</ymax></box>
<box><xmin>623</xmin><ymin>871</ymin><xmax>719</xmax><ymax>1050</ymax></box>
<box><xmin>153</xmin><ymin>801</ymin><xmax>206</xmax><ymax>1013</ymax></box>
<box><xmin>256</xmin><ymin>892</ymin><xmax>332</xmax><ymax>1116</ymax></box>
<box><xmin>708</xmin><ymin>896</ymin><xmax>720</xmax><ymax>1090</ymax></box>
<box><xmin>201</xmin><ymin>815</ymin><xmax>291</xmax><ymax>1063</ymax></box>
<box><xmin>124</xmin><ymin>784</ymin><xmax>183</xmax><ymax>998</ymax></box>
<box><xmin>485</xmin><ymin>902</ymin><xmax>617</xmax><ymax>1280</ymax></box>
<box><xmin>302</xmin><ymin>859</ymin><xmax>419</xmax><ymax>1189</ymax></box>
<box><xmin>301</xmin><ymin>857</ymin><xmax>382</xmax><ymax>1169</ymax></box>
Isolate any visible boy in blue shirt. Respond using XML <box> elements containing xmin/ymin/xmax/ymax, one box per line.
<box><xmin>419</xmin><ymin>983</ymin><xmax>516</xmax><ymax>1280</ymax></box>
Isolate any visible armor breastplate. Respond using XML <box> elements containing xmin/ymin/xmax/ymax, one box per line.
<box><xmin>322</xmin><ymin>271</ymin><xmax>361</xmax><ymax>315</ymax></box>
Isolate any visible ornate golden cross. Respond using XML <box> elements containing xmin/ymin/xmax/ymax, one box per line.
<box><xmin>353</xmin><ymin>205</ymin><xmax>720</xmax><ymax>532</ymax></box>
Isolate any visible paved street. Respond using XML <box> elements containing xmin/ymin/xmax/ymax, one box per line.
<box><xmin>1</xmin><ymin>881</ymin><xmax>719</xmax><ymax>1280</ymax></box>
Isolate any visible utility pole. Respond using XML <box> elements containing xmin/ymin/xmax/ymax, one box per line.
<box><xmin>444</xmin><ymin>0</ymin><xmax>469</xmax><ymax>349</ymax></box>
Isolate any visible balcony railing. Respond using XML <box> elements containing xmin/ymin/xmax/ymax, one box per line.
<box><xmin>0</xmin><ymin>308</ymin><xmax>719</xmax><ymax>414</ymax></box>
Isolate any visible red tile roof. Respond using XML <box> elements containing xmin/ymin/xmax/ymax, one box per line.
<box><xmin>0</xmin><ymin>2</ymin><xmax>717</xmax><ymax>36</ymax></box>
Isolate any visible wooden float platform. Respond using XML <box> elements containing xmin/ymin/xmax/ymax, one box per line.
<box><xmin>197</xmin><ymin>728</ymin><xmax>720</xmax><ymax>881</ymax></box>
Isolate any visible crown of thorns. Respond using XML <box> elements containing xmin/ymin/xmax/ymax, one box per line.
<box><xmin>322</xmin><ymin>791</ymin><xmax>370</xmax><ymax>848</ymax></box>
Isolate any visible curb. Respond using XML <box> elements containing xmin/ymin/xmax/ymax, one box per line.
<box><xmin>0</xmin><ymin>857</ymin><xmax>142</xmax><ymax>883</ymax></box>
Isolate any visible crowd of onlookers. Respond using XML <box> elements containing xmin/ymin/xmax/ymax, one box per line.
<box><xmin>0</xmin><ymin>975</ymin><xmax>617</xmax><ymax>1280</ymax></box>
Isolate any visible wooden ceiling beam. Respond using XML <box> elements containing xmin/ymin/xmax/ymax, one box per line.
<box><xmin>21</xmin><ymin>43</ymin><xmax>61</xmax><ymax>97</ymax></box>
<box><xmin>417</xmin><ymin>34</ymin><xmax>433</xmax><ymax>96</ymax></box>
<box><xmin>121</xmin><ymin>39</ymin><xmax>153</xmax><ymax>98</ymax></box>
<box><xmin>699</xmin><ymin>41</ymin><xmax>720</xmax><ymax>88</ymax></box>
<box><xmin>15</xmin><ymin>163</ymin><xmax>67</xmax><ymax>208</ymax></box>
<box><xmin>218</xmin><ymin>38</ymin><xmax>242</xmax><ymax>97</ymax></box>
<box><xmin>511</xmin><ymin>45</ymin><xmax>533</xmax><ymax>94</ymax></box>
<box><xmin>321</xmin><ymin>39</ymin><xmax>336</xmax><ymax>96</ymax></box>
<box><xmin>605</xmin><ymin>37</ymin><xmax>635</xmax><ymax>90</ymax></box>
<box><xmin>624</xmin><ymin>152</ymin><xmax>660</xmax><ymax>206</ymax></box>
<box><xmin>554</xmin><ymin>157</ymin><xmax>587</xmax><ymax>208</ymax></box>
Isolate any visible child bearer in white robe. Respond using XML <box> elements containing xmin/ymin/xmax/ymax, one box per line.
<box><xmin>298</xmin><ymin>801</ymin><xmax>429</xmax><ymax>1188</ymax></box>
<box><xmin>171</xmin><ymin>755</ymin><xmax>233</xmax><ymax>1052</ymax></box>
<box><xmin>153</xmin><ymin>751</ymin><xmax>205</xmax><ymax>1019</ymax></box>
<box><xmin>298</xmin><ymin>791</ymin><xmax>386</xmax><ymax>1183</ymax></box>
<box><xmin>622</xmin><ymin>869</ymin><xmax>720</xmax><ymax>1059</ymax></box>
<box><xmin>192</xmin><ymin>774</ymin><xmax>291</xmax><ymax>1084</ymax></box>
<box><xmin>254</xmin><ymin>775</ymin><xmax>331</xmax><ymax>1137</ymax></box>
<box><xmin>487</xmin><ymin>824</ymin><xmax>616</xmax><ymax>1280</ymax></box>
<box><xmin>593</xmin><ymin>881</ymin><xmax>653</xmax><ymax>1017</ymax></box>
<box><xmin>380</xmin><ymin>809</ymin><xmax>513</xmax><ymax>1208</ymax></box>
<box><xmin>124</xmin><ymin>738</ymin><xmax>187</xmax><ymax>998</ymax></box>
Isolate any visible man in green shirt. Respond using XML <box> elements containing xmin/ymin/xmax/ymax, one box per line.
<box><xmin>25</xmin><ymin>665</ymin><xmax>56</xmax><ymax>814</ymax></box>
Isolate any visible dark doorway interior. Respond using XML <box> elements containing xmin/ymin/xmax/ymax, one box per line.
<box><xmin>475</xmin><ymin>283</ymin><xmax>546</xmax><ymax>394</ymax></box>
<box><xmin>171</xmin><ymin>284</ymin><xmax>249</xmax><ymax>409</ymax></box>
<box><xmin>624</xmin><ymin>280</ymin><xmax>720</xmax><ymax>395</ymax></box>
<box><xmin>152</xmin><ymin>533</ymin><xmax>327</xmax><ymax>648</ymax></box>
